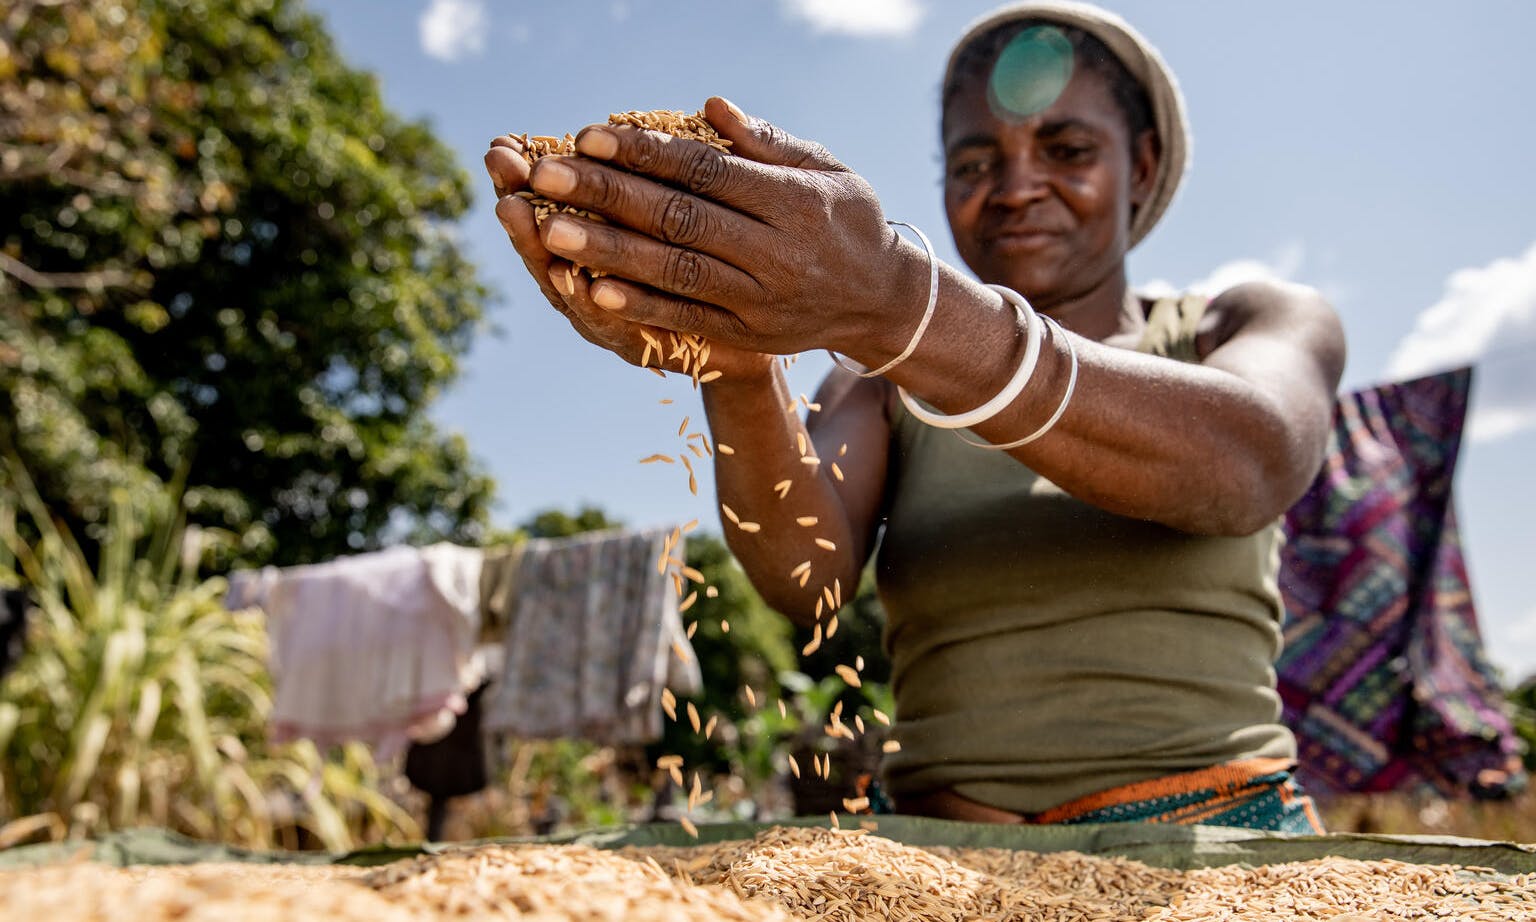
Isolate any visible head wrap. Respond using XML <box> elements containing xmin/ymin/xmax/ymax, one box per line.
<box><xmin>943</xmin><ymin>1</ymin><xmax>1190</xmax><ymax>248</ymax></box>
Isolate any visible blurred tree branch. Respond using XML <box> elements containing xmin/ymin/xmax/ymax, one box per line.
<box><xmin>0</xmin><ymin>252</ymin><xmax>146</xmax><ymax>293</ymax></box>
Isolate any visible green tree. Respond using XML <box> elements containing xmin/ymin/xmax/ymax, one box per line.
<box><xmin>0</xmin><ymin>0</ymin><xmax>493</xmax><ymax>565</ymax></box>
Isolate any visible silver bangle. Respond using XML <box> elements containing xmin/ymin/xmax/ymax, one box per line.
<box><xmin>827</xmin><ymin>220</ymin><xmax>939</xmax><ymax>378</ymax></box>
<box><xmin>958</xmin><ymin>313</ymin><xmax>1078</xmax><ymax>450</ymax></box>
<box><xmin>898</xmin><ymin>284</ymin><xmax>1043</xmax><ymax>430</ymax></box>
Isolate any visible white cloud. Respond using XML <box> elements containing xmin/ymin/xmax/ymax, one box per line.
<box><xmin>1137</xmin><ymin>241</ymin><xmax>1304</xmax><ymax>300</ymax></box>
<box><xmin>1385</xmin><ymin>241</ymin><xmax>1536</xmax><ymax>442</ymax></box>
<box><xmin>1485</xmin><ymin>604</ymin><xmax>1536</xmax><ymax>686</ymax></box>
<box><xmin>781</xmin><ymin>0</ymin><xmax>924</xmax><ymax>38</ymax></box>
<box><xmin>419</xmin><ymin>0</ymin><xmax>486</xmax><ymax>62</ymax></box>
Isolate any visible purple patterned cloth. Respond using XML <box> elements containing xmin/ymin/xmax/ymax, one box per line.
<box><xmin>1278</xmin><ymin>366</ymin><xmax>1525</xmax><ymax>797</ymax></box>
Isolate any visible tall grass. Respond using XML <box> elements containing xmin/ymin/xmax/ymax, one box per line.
<box><xmin>0</xmin><ymin>461</ymin><xmax>419</xmax><ymax>851</ymax></box>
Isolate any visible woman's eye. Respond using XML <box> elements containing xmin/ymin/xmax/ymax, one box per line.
<box><xmin>948</xmin><ymin>159</ymin><xmax>991</xmax><ymax>182</ymax></box>
<box><xmin>1047</xmin><ymin>143</ymin><xmax>1093</xmax><ymax>163</ymax></box>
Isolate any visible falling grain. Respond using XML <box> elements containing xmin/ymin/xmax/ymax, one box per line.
<box><xmin>802</xmin><ymin>623</ymin><xmax>823</xmax><ymax>656</ymax></box>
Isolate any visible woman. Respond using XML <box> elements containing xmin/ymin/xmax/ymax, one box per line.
<box><xmin>484</xmin><ymin>1</ymin><xmax>1344</xmax><ymax>832</ymax></box>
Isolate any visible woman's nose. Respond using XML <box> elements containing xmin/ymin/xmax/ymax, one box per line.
<box><xmin>988</xmin><ymin>155</ymin><xmax>1048</xmax><ymax>208</ymax></box>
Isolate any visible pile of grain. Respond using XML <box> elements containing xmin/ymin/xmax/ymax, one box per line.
<box><xmin>6</xmin><ymin>825</ymin><xmax>1529</xmax><ymax>921</ymax></box>
<box><xmin>364</xmin><ymin>842</ymin><xmax>791</xmax><ymax>922</ymax></box>
<box><xmin>0</xmin><ymin>861</ymin><xmax>403</xmax><ymax>922</ymax></box>
<box><xmin>635</xmin><ymin>826</ymin><xmax>1186</xmax><ymax>922</ymax></box>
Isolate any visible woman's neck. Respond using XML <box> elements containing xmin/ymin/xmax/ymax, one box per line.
<box><xmin>1036</xmin><ymin>268</ymin><xmax>1143</xmax><ymax>345</ymax></box>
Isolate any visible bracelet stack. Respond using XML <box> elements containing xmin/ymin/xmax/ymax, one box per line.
<box><xmin>898</xmin><ymin>284</ymin><xmax>1076</xmax><ymax>449</ymax></box>
<box><xmin>829</xmin><ymin>220</ymin><xmax>1077</xmax><ymax>449</ymax></box>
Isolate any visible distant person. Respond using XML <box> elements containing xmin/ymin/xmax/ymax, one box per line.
<box><xmin>484</xmin><ymin>0</ymin><xmax>1344</xmax><ymax>831</ymax></box>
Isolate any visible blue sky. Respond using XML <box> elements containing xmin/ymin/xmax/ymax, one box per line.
<box><xmin>307</xmin><ymin>0</ymin><xmax>1536</xmax><ymax>678</ymax></box>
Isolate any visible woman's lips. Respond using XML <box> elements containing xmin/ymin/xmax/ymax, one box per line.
<box><xmin>986</xmin><ymin>228</ymin><xmax>1061</xmax><ymax>252</ymax></box>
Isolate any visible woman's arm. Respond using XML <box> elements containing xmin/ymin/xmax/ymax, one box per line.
<box><xmin>483</xmin><ymin>133</ymin><xmax>892</xmax><ymax>622</ymax></box>
<box><xmin>699</xmin><ymin>366</ymin><xmax>891</xmax><ymax>624</ymax></box>
<box><xmin>502</xmin><ymin>99</ymin><xmax>1343</xmax><ymax>537</ymax></box>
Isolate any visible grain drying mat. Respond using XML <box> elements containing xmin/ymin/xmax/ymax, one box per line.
<box><xmin>4</xmin><ymin>818</ymin><xmax>1535</xmax><ymax>920</ymax></box>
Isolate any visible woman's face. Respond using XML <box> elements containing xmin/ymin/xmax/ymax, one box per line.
<box><xmin>942</xmin><ymin>62</ymin><xmax>1157</xmax><ymax>308</ymax></box>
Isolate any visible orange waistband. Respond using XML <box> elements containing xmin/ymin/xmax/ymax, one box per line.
<box><xmin>898</xmin><ymin>758</ymin><xmax>1299</xmax><ymax>825</ymax></box>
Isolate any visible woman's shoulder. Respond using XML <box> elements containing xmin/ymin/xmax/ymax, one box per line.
<box><xmin>1194</xmin><ymin>279</ymin><xmax>1342</xmax><ymax>364</ymax></box>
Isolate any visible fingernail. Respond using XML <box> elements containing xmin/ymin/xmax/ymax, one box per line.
<box><xmin>576</xmin><ymin>126</ymin><xmax>618</xmax><ymax>160</ymax></box>
<box><xmin>591</xmin><ymin>282</ymin><xmax>625</xmax><ymax>310</ymax></box>
<box><xmin>545</xmin><ymin>217</ymin><xmax>586</xmax><ymax>251</ymax></box>
<box><xmin>720</xmin><ymin>97</ymin><xmax>749</xmax><ymax>127</ymax></box>
<box><xmin>494</xmin><ymin>196</ymin><xmax>517</xmax><ymax>236</ymax></box>
<box><xmin>532</xmin><ymin>159</ymin><xmax>576</xmax><ymax>196</ymax></box>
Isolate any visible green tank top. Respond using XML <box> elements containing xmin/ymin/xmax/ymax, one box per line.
<box><xmin>876</xmin><ymin>294</ymin><xmax>1296</xmax><ymax>814</ymax></box>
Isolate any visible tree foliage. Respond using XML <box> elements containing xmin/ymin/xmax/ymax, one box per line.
<box><xmin>0</xmin><ymin>0</ymin><xmax>494</xmax><ymax>565</ymax></box>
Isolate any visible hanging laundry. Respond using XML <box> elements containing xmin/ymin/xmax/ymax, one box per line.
<box><xmin>1278</xmin><ymin>366</ymin><xmax>1525</xmax><ymax>798</ymax></box>
<box><xmin>481</xmin><ymin>528</ymin><xmax>701</xmax><ymax>745</ymax></box>
<box><xmin>226</xmin><ymin>543</ymin><xmax>485</xmax><ymax>759</ymax></box>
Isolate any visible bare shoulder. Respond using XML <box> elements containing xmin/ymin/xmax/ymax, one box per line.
<box><xmin>1197</xmin><ymin>279</ymin><xmax>1346</xmax><ymax>381</ymax></box>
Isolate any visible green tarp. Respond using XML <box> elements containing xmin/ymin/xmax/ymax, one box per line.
<box><xmin>4</xmin><ymin>818</ymin><xmax>1535</xmax><ymax>877</ymax></box>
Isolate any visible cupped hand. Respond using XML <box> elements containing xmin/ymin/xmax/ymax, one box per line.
<box><xmin>483</xmin><ymin>136</ymin><xmax>771</xmax><ymax>381</ymax></box>
<box><xmin>518</xmin><ymin>97</ymin><xmax>927</xmax><ymax>363</ymax></box>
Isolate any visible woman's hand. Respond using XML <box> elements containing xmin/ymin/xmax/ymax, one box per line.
<box><xmin>515</xmin><ymin>97</ymin><xmax>930</xmax><ymax>364</ymax></box>
<box><xmin>483</xmin><ymin>136</ymin><xmax>771</xmax><ymax>381</ymax></box>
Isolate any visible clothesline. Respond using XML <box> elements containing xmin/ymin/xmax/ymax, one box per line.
<box><xmin>225</xmin><ymin>527</ymin><xmax>703</xmax><ymax>761</ymax></box>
